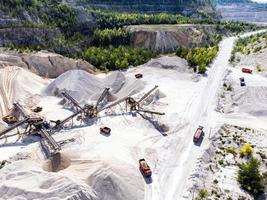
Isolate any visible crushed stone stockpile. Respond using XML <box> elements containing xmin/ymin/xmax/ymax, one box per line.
<box><xmin>218</xmin><ymin>70</ymin><xmax>267</xmax><ymax>116</ymax></box>
<box><xmin>0</xmin><ymin>66</ymin><xmax>48</xmax><ymax>117</ymax></box>
<box><xmin>0</xmin><ymin>160</ymin><xmax>97</xmax><ymax>200</ymax></box>
<box><xmin>45</xmin><ymin>70</ymin><xmax>145</xmax><ymax>104</ymax></box>
<box><xmin>0</xmin><ymin>155</ymin><xmax>144</xmax><ymax>200</ymax></box>
<box><xmin>232</xmin><ymin>86</ymin><xmax>267</xmax><ymax>116</ymax></box>
<box><xmin>143</xmin><ymin>56</ymin><xmax>189</xmax><ymax>72</ymax></box>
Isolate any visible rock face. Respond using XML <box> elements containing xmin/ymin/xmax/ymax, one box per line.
<box><xmin>0</xmin><ymin>28</ymin><xmax>61</xmax><ymax>48</ymax></box>
<box><xmin>215</xmin><ymin>0</ymin><xmax>267</xmax><ymax>23</ymax></box>
<box><xmin>127</xmin><ymin>25</ymin><xmax>218</xmax><ymax>53</ymax></box>
<box><xmin>0</xmin><ymin>50</ymin><xmax>96</xmax><ymax>78</ymax></box>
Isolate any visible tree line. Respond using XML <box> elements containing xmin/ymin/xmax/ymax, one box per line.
<box><xmin>90</xmin><ymin>9</ymin><xmax>193</xmax><ymax>29</ymax></box>
<box><xmin>82</xmin><ymin>46</ymin><xmax>157</xmax><ymax>71</ymax></box>
<box><xmin>176</xmin><ymin>46</ymin><xmax>219</xmax><ymax>73</ymax></box>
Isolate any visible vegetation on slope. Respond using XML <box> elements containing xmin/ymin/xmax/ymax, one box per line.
<box><xmin>78</xmin><ymin>0</ymin><xmax>216</xmax><ymax>16</ymax></box>
<box><xmin>0</xmin><ymin>0</ymin><xmax>75</xmax><ymax>32</ymax></box>
<box><xmin>238</xmin><ymin>158</ymin><xmax>264</xmax><ymax>196</ymax></box>
<box><xmin>92</xmin><ymin>28</ymin><xmax>130</xmax><ymax>47</ymax></box>
<box><xmin>230</xmin><ymin>31</ymin><xmax>267</xmax><ymax>62</ymax></box>
<box><xmin>90</xmin><ymin>9</ymin><xmax>193</xmax><ymax>29</ymax></box>
<box><xmin>215</xmin><ymin>21</ymin><xmax>258</xmax><ymax>33</ymax></box>
<box><xmin>82</xmin><ymin>46</ymin><xmax>157</xmax><ymax>71</ymax></box>
<box><xmin>176</xmin><ymin>46</ymin><xmax>219</xmax><ymax>73</ymax></box>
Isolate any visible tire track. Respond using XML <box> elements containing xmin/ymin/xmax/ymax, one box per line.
<box><xmin>0</xmin><ymin>67</ymin><xmax>19</xmax><ymax>117</ymax></box>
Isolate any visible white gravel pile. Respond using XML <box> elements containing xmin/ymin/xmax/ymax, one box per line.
<box><xmin>45</xmin><ymin>70</ymin><xmax>104</xmax><ymax>104</ymax></box>
<box><xmin>144</xmin><ymin>56</ymin><xmax>189</xmax><ymax>72</ymax></box>
<box><xmin>45</xmin><ymin>70</ymin><xmax>145</xmax><ymax>104</ymax></box>
<box><xmin>217</xmin><ymin>69</ymin><xmax>267</xmax><ymax>116</ymax></box>
<box><xmin>0</xmin><ymin>66</ymin><xmax>48</xmax><ymax>117</ymax></box>
<box><xmin>232</xmin><ymin>86</ymin><xmax>267</xmax><ymax>116</ymax></box>
<box><xmin>0</xmin><ymin>160</ymin><xmax>97</xmax><ymax>200</ymax></box>
<box><xmin>84</xmin><ymin>160</ymin><xmax>144</xmax><ymax>200</ymax></box>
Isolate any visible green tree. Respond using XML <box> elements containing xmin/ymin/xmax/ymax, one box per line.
<box><xmin>238</xmin><ymin>158</ymin><xmax>264</xmax><ymax>196</ymax></box>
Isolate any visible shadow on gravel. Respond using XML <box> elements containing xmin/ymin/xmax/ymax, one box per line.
<box><xmin>193</xmin><ymin>134</ymin><xmax>205</xmax><ymax>147</ymax></box>
<box><xmin>140</xmin><ymin>169</ymin><xmax>153</xmax><ymax>184</ymax></box>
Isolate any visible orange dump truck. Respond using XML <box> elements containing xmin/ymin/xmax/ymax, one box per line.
<box><xmin>139</xmin><ymin>159</ymin><xmax>152</xmax><ymax>177</ymax></box>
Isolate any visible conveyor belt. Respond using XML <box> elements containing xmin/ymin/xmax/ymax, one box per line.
<box><xmin>95</xmin><ymin>88</ymin><xmax>110</xmax><ymax>109</ymax></box>
<box><xmin>137</xmin><ymin>109</ymin><xmax>165</xmax><ymax>115</ymax></box>
<box><xmin>137</xmin><ymin>85</ymin><xmax>158</xmax><ymax>104</ymax></box>
<box><xmin>52</xmin><ymin>108</ymin><xmax>84</xmax><ymax>129</ymax></box>
<box><xmin>100</xmin><ymin>96</ymin><xmax>129</xmax><ymax>111</ymax></box>
<box><xmin>61</xmin><ymin>91</ymin><xmax>83</xmax><ymax>110</ymax></box>
<box><xmin>0</xmin><ymin>117</ymin><xmax>29</xmax><ymax>137</ymax></box>
<box><xmin>13</xmin><ymin>102</ymin><xmax>29</xmax><ymax>119</ymax></box>
<box><xmin>40</xmin><ymin>129</ymin><xmax>61</xmax><ymax>152</ymax></box>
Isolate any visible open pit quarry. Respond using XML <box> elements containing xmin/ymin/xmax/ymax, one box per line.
<box><xmin>0</xmin><ymin>30</ymin><xmax>267</xmax><ymax>200</ymax></box>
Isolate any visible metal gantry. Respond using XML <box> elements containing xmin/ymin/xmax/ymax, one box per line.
<box><xmin>0</xmin><ymin>102</ymin><xmax>61</xmax><ymax>153</ymax></box>
<box><xmin>102</xmin><ymin>85</ymin><xmax>165</xmax><ymax>116</ymax></box>
<box><xmin>0</xmin><ymin>85</ymin><xmax>164</xmax><ymax>152</ymax></box>
<box><xmin>55</xmin><ymin>88</ymin><xmax>111</xmax><ymax>129</ymax></box>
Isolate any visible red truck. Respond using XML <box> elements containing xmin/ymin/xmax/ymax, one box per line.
<box><xmin>193</xmin><ymin>126</ymin><xmax>204</xmax><ymax>143</ymax></box>
<box><xmin>139</xmin><ymin>159</ymin><xmax>152</xmax><ymax>177</ymax></box>
<box><xmin>242</xmin><ymin>68</ymin><xmax>252</xmax><ymax>74</ymax></box>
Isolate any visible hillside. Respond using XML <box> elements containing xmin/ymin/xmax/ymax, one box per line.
<box><xmin>0</xmin><ymin>0</ymin><xmax>218</xmax><ymax>56</ymax></box>
<box><xmin>214</xmin><ymin>0</ymin><xmax>250</xmax><ymax>4</ymax></box>
<box><xmin>214</xmin><ymin>0</ymin><xmax>267</xmax><ymax>23</ymax></box>
<box><xmin>230</xmin><ymin>31</ymin><xmax>267</xmax><ymax>76</ymax></box>
<box><xmin>74</xmin><ymin>0</ymin><xmax>215</xmax><ymax>15</ymax></box>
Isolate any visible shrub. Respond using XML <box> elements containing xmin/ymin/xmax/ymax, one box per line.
<box><xmin>92</xmin><ymin>28</ymin><xmax>130</xmax><ymax>47</ymax></box>
<box><xmin>218</xmin><ymin>159</ymin><xmax>224</xmax><ymax>165</ymax></box>
<box><xmin>238</xmin><ymin>158</ymin><xmax>264</xmax><ymax>196</ymax></box>
<box><xmin>253</xmin><ymin>46</ymin><xmax>262</xmax><ymax>53</ymax></box>
<box><xmin>225</xmin><ymin>147</ymin><xmax>237</xmax><ymax>156</ymax></box>
<box><xmin>196</xmin><ymin>189</ymin><xmax>210</xmax><ymax>200</ymax></box>
<box><xmin>256</xmin><ymin>64</ymin><xmax>262</xmax><ymax>72</ymax></box>
<box><xmin>239</xmin><ymin>143</ymin><xmax>254</xmax><ymax>158</ymax></box>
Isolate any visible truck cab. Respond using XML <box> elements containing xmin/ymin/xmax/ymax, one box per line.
<box><xmin>240</xmin><ymin>77</ymin><xmax>246</xmax><ymax>87</ymax></box>
<box><xmin>193</xmin><ymin>126</ymin><xmax>204</xmax><ymax>143</ymax></box>
<box><xmin>139</xmin><ymin>159</ymin><xmax>152</xmax><ymax>177</ymax></box>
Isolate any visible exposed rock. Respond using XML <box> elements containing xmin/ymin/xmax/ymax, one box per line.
<box><xmin>216</xmin><ymin>1</ymin><xmax>267</xmax><ymax>24</ymax></box>
<box><xmin>0</xmin><ymin>50</ymin><xmax>97</xmax><ymax>78</ymax></box>
<box><xmin>127</xmin><ymin>25</ymin><xmax>218</xmax><ymax>53</ymax></box>
<box><xmin>0</xmin><ymin>28</ymin><xmax>61</xmax><ymax>48</ymax></box>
